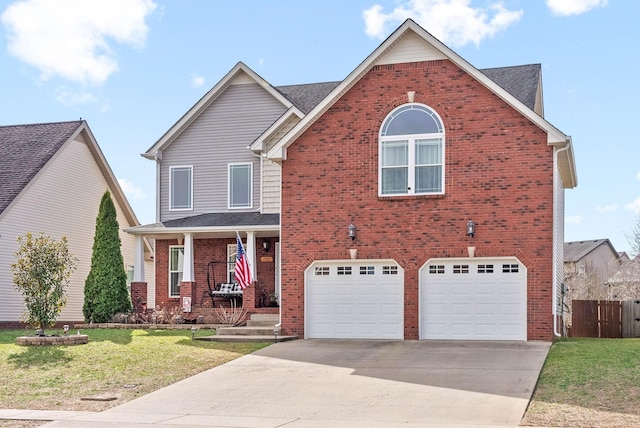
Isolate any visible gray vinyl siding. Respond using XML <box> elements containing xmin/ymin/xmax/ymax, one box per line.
<box><xmin>160</xmin><ymin>83</ymin><xmax>287</xmax><ymax>221</ymax></box>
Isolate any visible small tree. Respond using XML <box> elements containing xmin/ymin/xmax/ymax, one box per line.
<box><xmin>11</xmin><ymin>232</ymin><xmax>77</xmax><ymax>334</ymax></box>
<box><xmin>627</xmin><ymin>214</ymin><xmax>640</xmax><ymax>258</ymax></box>
<box><xmin>83</xmin><ymin>191</ymin><xmax>132</xmax><ymax>322</ymax></box>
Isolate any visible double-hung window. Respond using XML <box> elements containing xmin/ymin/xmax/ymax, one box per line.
<box><xmin>379</xmin><ymin>104</ymin><xmax>444</xmax><ymax>196</ymax></box>
<box><xmin>228</xmin><ymin>163</ymin><xmax>252</xmax><ymax>209</ymax></box>
<box><xmin>169</xmin><ymin>246</ymin><xmax>184</xmax><ymax>298</ymax></box>
<box><xmin>170</xmin><ymin>166</ymin><xmax>193</xmax><ymax>210</ymax></box>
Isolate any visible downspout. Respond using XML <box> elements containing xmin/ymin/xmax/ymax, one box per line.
<box><xmin>553</xmin><ymin>141</ymin><xmax>572</xmax><ymax>337</ymax></box>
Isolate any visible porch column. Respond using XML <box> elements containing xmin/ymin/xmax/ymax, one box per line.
<box><xmin>182</xmin><ymin>232</ymin><xmax>194</xmax><ymax>282</ymax></box>
<box><xmin>245</xmin><ymin>231</ymin><xmax>256</xmax><ymax>282</ymax></box>
<box><xmin>133</xmin><ymin>235</ymin><xmax>145</xmax><ymax>282</ymax></box>
<box><xmin>180</xmin><ymin>232</ymin><xmax>195</xmax><ymax>313</ymax></box>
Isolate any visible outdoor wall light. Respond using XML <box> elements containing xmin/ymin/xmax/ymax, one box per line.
<box><xmin>262</xmin><ymin>239</ymin><xmax>270</xmax><ymax>253</ymax></box>
<box><xmin>466</xmin><ymin>220</ymin><xmax>476</xmax><ymax>238</ymax></box>
<box><xmin>348</xmin><ymin>224</ymin><xmax>356</xmax><ymax>241</ymax></box>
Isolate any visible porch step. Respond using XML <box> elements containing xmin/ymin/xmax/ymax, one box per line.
<box><xmin>216</xmin><ymin>325</ymin><xmax>277</xmax><ymax>336</ymax></box>
<box><xmin>204</xmin><ymin>313</ymin><xmax>294</xmax><ymax>343</ymax></box>
<box><xmin>246</xmin><ymin>319</ymin><xmax>279</xmax><ymax>327</ymax></box>
<box><xmin>244</xmin><ymin>313</ymin><xmax>279</xmax><ymax>327</ymax></box>
<box><xmin>248</xmin><ymin>314</ymin><xmax>279</xmax><ymax>322</ymax></box>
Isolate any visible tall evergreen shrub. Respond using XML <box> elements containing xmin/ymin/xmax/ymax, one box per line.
<box><xmin>83</xmin><ymin>191</ymin><xmax>132</xmax><ymax>322</ymax></box>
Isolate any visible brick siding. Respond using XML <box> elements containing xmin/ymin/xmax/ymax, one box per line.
<box><xmin>280</xmin><ymin>60</ymin><xmax>555</xmax><ymax>340</ymax></box>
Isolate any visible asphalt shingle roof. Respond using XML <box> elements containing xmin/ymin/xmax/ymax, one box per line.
<box><xmin>162</xmin><ymin>212</ymin><xmax>280</xmax><ymax>228</ymax></box>
<box><xmin>0</xmin><ymin>121</ymin><xmax>83</xmax><ymax>215</ymax></box>
<box><xmin>274</xmin><ymin>64</ymin><xmax>541</xmax><ymax>115</ymax></box>
<box><xmin>481</xmin><ymin>64</ymin><xmax>541</xmax><ymax>111</ymax></box>
<box><xmin>276</xmin><ymin>81</ymin><xmax>341</xmax><ymax>114</ymax></box>
<box><xmin>564</xmin><ymin>239</ymin><xmax>613</xmax><ymax>263</ymax></box>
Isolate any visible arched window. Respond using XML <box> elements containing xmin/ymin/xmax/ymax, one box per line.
<box><xmin>379</xmin><ymin>104</ymin><xmax>445</xmax><ymax>195</ymax></box>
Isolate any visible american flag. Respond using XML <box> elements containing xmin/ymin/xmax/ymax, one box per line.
<box><xmin>234</xmin><ymin>233</ymin><xmax>252</xmax><ymax>289</ymax></box>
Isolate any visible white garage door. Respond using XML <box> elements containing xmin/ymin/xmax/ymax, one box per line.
<box><xmin>420</xmin><ymin>258</ymin><xmax>527</xmax><ymax>341</ymax></box>
<box><xmin>306</xmin><ymin>260</ymin><xmax>404</xmax><ymax>339</ymax></box>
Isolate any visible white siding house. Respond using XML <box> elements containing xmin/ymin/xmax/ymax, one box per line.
<box><xmin>0</xmin><ymin>121</ymin><xmax>154</xmax><ymax>325</ymax></box>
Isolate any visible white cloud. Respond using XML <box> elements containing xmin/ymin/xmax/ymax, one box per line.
<box><xmin>626</xmin><ymin>197</ymin><xmax>640</xmax><ymax>214</ymax></box>
<box><xmin>1</xmin><ymin>0</ymin><xmax>157</xmax><ymax>85</ymax></box>
<box><xmin>546</xmin><ymin>0</ymin><xmax>607</xmax><ymax>16</ymax></box>
<box><xmin>566</xmin><ymin>215</ymin><xmax>582</xmax><ymax>224</ymax></box>
<box><xmin>118</xmin><ymin>178</ymin><xmax>145</xmax><ymax>200</ymax></box>
<box><xmin>636</xmin><ymin>171</ymin><xmax>640</xmax><ymax>181</ymax></box>
<box><xmin>191</xmin><ymin>75</ymin><xmax>205</xmax><ymax>88</ymax></box>
<box><xmin>596</xmin><ymin>204</ymin><xmax>618</xmax><ymax>212</ymax></box>
<box><xmin>363</xmin><ymin>0</ymin><xmax>523</xmax><ymax>47</ymax></box>
<box><xmin>55</xmin><ymin>86</ymin><xmax>102</xmax><ymax>106</ymax></box>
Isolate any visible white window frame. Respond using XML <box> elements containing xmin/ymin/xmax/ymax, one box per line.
<box><xmin>169</xmin><ymin>245</ymin><xmax>184</xmax><ymax>298</ymax></box>
<box><xmin>378</xmin><ymin>104</ymin><xmax>445</xmax><ymax>196</ymax></box>
<box><xmin>228</xmin><ymin>163</ymin><xmax>253</xmax><ymax>209</ymax></box>
<box><xmin>226</xmin><ymin>244</ymin><xmax>237</xmax><ymax>283</ymax></box>
<box><xmin>169</xmin><ymin>166</ymin><xmax>193</xmax><ymax>211</ymax></box>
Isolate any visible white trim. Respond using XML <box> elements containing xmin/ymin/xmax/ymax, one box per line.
<box><xmin>168</xmin><ymin>245</ymin><xmax>184</xmax><ymax>298</ymax></box>
<box><xmin>378</xmin><ymin>103</ymin><xmax>445</xmax><ymax>196</ymax></box>
<box><xmin>169</xmin><ymin>165</ymin><xmax>193</xmax><ymax>211</ymax></box>
<box><xmin>266</xmin><ymin>19</ymin><xmax>573</xmax><ymax>164</ymax></box>
<box><xmin>228</xmin><ymin>162</ymin><xmax>253</xmax><ymax>209</ymax></box>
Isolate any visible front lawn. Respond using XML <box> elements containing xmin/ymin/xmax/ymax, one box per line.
<box><xmin>522</xmin><ymin>338</ymin><xmax>640</xmax><ymax>427</ymax></box>
<box><xmin>0</xmin><ymin>328</ymin><xmax>270</xmax><ymax>412</ymax></box>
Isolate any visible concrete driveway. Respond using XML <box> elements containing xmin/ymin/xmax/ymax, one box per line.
<box><xmin>39</xmin><ymin>339</ymin><xmax>550</xmax><ymax>427</ymax></box>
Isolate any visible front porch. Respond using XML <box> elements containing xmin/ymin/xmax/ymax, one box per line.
<box><xmin>125</xmin><ymin>214</ymin><xmax>281</xmax><ymax>326</ymax></box>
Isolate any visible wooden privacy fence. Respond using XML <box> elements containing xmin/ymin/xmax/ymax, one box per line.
<box><xmin>571</xmin><ymin>300</ymin><xmax>640</xmax><ymax>338</ymax></box>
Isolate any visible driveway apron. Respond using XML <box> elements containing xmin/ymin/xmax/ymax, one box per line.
<box><xmin>42</xmin><ymin>339</ymin><xmax>550</xmax><ymax>427</ymax></box>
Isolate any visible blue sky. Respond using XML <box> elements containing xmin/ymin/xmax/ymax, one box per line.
<box><xmin>1</xmin><ymin>0</ymin><xmax>638</xmax><ymax>255</ymax></box>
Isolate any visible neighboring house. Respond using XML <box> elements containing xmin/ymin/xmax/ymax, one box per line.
<box><xmin>564</xmin><ymin>239</ymin><xmax>621</xmax><ymax>299</ymax></box>
<box><xmin>0</xmin><ymin>121</ymin><xmax>154</xmax><ymax>327</ymax></box>
<box><xmin>126</xmin><ymin>19</ymin><xmax>577</xmax><ymax>341</ymax></box>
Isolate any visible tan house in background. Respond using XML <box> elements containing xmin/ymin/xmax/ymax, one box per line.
<box><xmin>564</xmin><ymin>239</ymin><xmax>621</xmax><ymax>300</ymax></box>
<box><xmin>0</xmin><ymin>121</ymin><xmax>154</xmax><ymax>326</ymax></box>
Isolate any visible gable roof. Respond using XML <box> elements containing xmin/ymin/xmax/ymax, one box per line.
<box><xmin>142</xmin><ymin>62</ymin><xmax>301</xmax><ymax>160</ymax></box>
<box><xmin>265</xmin><ymin>19</ymin><xmax>576</xmax><ymax>188</ymax></box>
<box><xmin>0</xmin><ymin>121</ymin><xmax>83</xmax><ymax>215</ymax></box>
<box><xmin>564</xmin><ymin>239</ymin><xmax>619</xmax><ymax>263</ymax></box>
<box><xmin>0</xmin><ymin>120</ymin><xmax>141</xmax><ymax>232</ymax></box>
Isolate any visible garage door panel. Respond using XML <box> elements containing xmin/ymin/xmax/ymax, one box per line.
<box><xmin>335</xmin><ymin>303</ymin><xmax>354</xmax><ymax>315</ymax></box>
<box><xmin>476</xmin><ymin>303</ymin><xmax>497</xmax><ymax>315</ymax></box>
<box><xmin>381</xmin><ymin>302</ymin><xmax>401</xmax><ymax>315</ymax></box>
<box><xmin>421</xmin><ymin>258</ymin><xmax>526</xmax><ymax>341</ymax></box>
<box><xmin>452</xmin><ymin>283</ymin><xmax>472</xmax><ymax>295</ymax></box>
<box><xmin>358</xmin><ymin>303</ymin><xmax>377</xmax><ymax>315</ymax></box>
<box><xmin>451</xmin><ymin>303</ymin><xmax>471</xmax><ymax>314</ymax></box>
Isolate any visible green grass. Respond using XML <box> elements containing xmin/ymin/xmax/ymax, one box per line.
<box><xmin>522</xmin><ymin>338</ymin><xmax>640</xmax><ymax>427</ymax></box>
<box><xmin>0</xmin><ymin>328</ymin><xmax>270</xmax><ymax>412</ymax></box>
